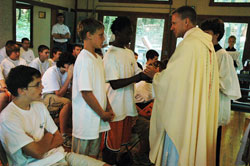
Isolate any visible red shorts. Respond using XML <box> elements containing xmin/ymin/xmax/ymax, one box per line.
<box><xmin>102</xmin><ymin>116</ymin><xmax>133</xmax><ymax>152</ymax></box>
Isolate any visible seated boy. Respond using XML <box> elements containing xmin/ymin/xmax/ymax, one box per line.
<box><xmin>72</xmin><ymin>44</ymin><xmax>83</xmax><ymax>58</ymax></box>
<box><xmin>29</xmin><ymin>45</ymin><xmax>53</xmax><ymax>75</ymax></box>
<box><xmin>0</xmin><ymin>66</ymin><xmax>10</xmax><ymax>112</ymax></box>
<box><xmin>42</xmin><ymin>52</ymin><xmax>75</xmax><ymax>148</ymax></box>
<box><xmin>50</xmin><ymin>47</ymin><xmax>62</xmax><ymax>65</ymax></box>
<box><xmin>0</xmin><ymin>65</ymin><xmax>109</xmax><ymax>166</ymax></box>
<box><xmin>20</xmin><ymin>38</ymin><xmax>35</xmax><ymax>64</ymax></box>
<box><xmin>0</xmin><ymin>42</ymin><xmax>27</xmax><ymax>79</ymax></box>
<box><xmin>143</xmin><ymin>49</ymin><xmax>159</xmax><ymax>69</ymax></box>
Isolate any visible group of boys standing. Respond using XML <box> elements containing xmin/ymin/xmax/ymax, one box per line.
<box><xmin>0</xmin><ymin>5</ymin><xmax>242</xmax><ymax>166</ymax></box>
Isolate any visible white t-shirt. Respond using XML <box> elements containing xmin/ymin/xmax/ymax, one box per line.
<box><xmin>52</xmin><ymin>23</ymin><xmax>70</xmax><ymax>43</ymax></box>
<box><xmin>0</xmin><ymin>57</ymin><xmax>27</xmax><ymax>79</ymax></box>
<box><xmin>42</xmin><ymin>65</ymin><xmax>67</xmax><ymax>94</ymax></box>
<box><xmin>20</xmin><ymin>47</ymin><xmax>35</xmax><ymax>65</ymax></box>
<box><xmin>0</xmin><ymin>101</ymin><xmax>64</xmax><ymax>166</ymax></box>
<box><xmin>0</xmin><ymin>47</ymin><xmax>7</xmax><ymax>63</ymax></box>
<box><xmin>0</xmin><ymin>66</ymin><xmax>4</xmax><ymax>81</ymax></box>
<box><xmin>72</xmin><ymin>49</ymin><xmax>110</xmax><ymax>140</ymax></box>
<box><xmin>134</xmin><ymin>81</ymin><xmax>153</xmax><ymax>103</ymax></box>
<box><xmin>29</xmin><ymin>57</ymin><xmax>53</xmax><ymax>75</ymax></box>
<box><xmin>103</xmin><ymin>46</ymin><xmax>141</xmax><ymax>121</ymax></box>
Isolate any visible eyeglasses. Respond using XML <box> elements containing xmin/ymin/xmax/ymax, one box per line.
<box><xmin>27</xmin><ymin>81</ymin><xmax>42</xmax><ymax>88</ymax></box>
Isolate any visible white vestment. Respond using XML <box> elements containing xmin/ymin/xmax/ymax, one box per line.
<box><xmin>216</xmin><ymin>48</ymin><xmax>241</xmax><ymax>126</ymax></box>
<box><xmin>149</xmin><ymin>27</ymin><xmax>220</xmax><ymax>166</ymax></box>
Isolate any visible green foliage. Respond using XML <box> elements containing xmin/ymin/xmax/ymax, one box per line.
<box><xmin>16</xmin><ymin>8</ymin><xmax>31</xmax><ymax>42</ymax></box>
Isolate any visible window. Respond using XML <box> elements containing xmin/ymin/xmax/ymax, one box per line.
<box><xmin>219</xmin><ymin>22</ymin><xmax>248</xmax><ymax>71</ymax></box>
<box><xmin>99</xmin><ymin>0</ymin><xmax>171</xmax><ymax>4</ymax></box>
<box><xmin>16</xmin><ymin>4</ymin><xmax>33</xmax><ymax>43</ymax></box>
<box><xmin>210</xmin><ymin>0</ymin><xmax>250</xmax><ymax>6</ymax></box>
<box><xmin>135</xmin><ymin>18</ymin><xmax>165</xmax><ymax>66</ymax></box>
<box><xmin>103</xmin><ymin>16</ymin><xmax>117</xmax><ymax>44</ymax></box>
<box><xmin>214</xmin><ymin>0</ymin><xmax>250</xmax><ymax>2</ymax></box>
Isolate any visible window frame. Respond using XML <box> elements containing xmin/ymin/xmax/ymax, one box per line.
<box><xmin>209</xmin><ymin>0</ymin><xmax>250</xmax><ymax>7</ymax></box>
<box><xmin>99</xmin><ymin>0</ymin><xmax>172</xmax><ymax>4</ymax></box>
<box><xmin>15</xmin><ymin>3</ymin><xmax>33</xmax><ymax>47</ymax></box>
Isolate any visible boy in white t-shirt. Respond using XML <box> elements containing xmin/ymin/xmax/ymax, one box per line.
<box><xmin>72</xmin><ymin>18</ymin><xmax>114</xmax><ymax>158</ymax></box>
<box><xmin>29</xmin><ymin>45</ymin><xmax>53</xmax><ymax>75</ymax></box>
<box><xmin>50</xmin><ymin>47</ymin><xmax>62</xmax><ymax>65</ymax></box>
<box><xmin>42</xmin><ymin>52</ymin><xmax>75</xmax><ymax>148</ymax></box>
<box><xmin>20</xmin><ymin>38</ymin><xmax>35</xmax><ymax>64</ymax></box>
<box><xmin>0</xmin><ymin>65</ymin><xmax>109</xmax><ymax>166</ymax></box>
<box><xmin>102</xmin><ymin>16</ymin><xmax>151</xmax><ymax>165</ymax></box>
<box><xmin>0</xmin><ymin>43</ymin><xmax>27</xmax><ymax>79</ymax></box>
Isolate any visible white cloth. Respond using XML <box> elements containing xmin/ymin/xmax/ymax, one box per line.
<box><xmin>227</xmin><ymin>51</ymin><xmax>243</xmax><ymax>71</ymax></box>
<box><xmin>0</xmin><ymin>57</ymin><xmax>27</xmax><ymax>79</ymax></box>
<box><xmin>42</xmin><ymin>65</ymin><xmax>66</xmax><ymax>94</ymax></box>
<box><xmin>29</xmin><ymin>57</ymin><xmax>53</xmax><ymax>75</ymax></box>
<box><xmin>149</xmin><ymin>27</ymin><xmax>220</xmax><ymax>166</ymax></box>
<box><xmin>103</xmin><ymin>46</ymin><xmax>141</xmax><ymax>122</ymax></box>
<box><xmin>0</xmin><ymin>47</ymin><xmax>7</xmax><ymax>63</ymax></box>
<box><xmin>0</xmin><ymin>101</ymin><xmax>64</xmax><ymax>166</ymax></box>
<box><xmin>134</xmin><ymin>81</ymin><xmax>153</xmax><ymax>103</ymax></box>
<box><xmin>52</xmin><ymin>23</ymin><xmax>70</xmax><ymax>43</ymax></box>
<box><xmin>72</xmin><ymin>49</ymin><xmax>110</xmax><ymax>140</ymax></box>
<box><xmin>216</xmin><ymin>49</ymin><xmax>241</xmax><ymax>126</ymax></box>
<box><xmin>20</xmin><ymin>47</ymin><xmax>35</xmax><ymax>65</ymax></box>
<box><xmin>0</xmin><ymin>66</ymin><xmax>4</xmax><ymax>81</ymax></box>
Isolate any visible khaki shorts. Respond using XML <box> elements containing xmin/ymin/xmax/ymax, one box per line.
<box><xmin>43</xmin><ymin>94</ymin><xmax>71</xmax><ymax>118</ymax></box>
<box><xmin>72</xmin><ymin>134</ymin><xmax>102</xmax><ymax>157</ymax></box>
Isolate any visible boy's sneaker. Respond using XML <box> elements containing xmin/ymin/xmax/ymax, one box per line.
<box><xmin>62</xmin><ymin>134</ymin><xmax>71</xmax><ymax>148</ymax></box>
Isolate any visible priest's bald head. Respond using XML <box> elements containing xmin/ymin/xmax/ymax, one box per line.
<box><xmin>171</xmin><ymin>6</ymin><xmax>197</xmax><ymax>38</ymax></box>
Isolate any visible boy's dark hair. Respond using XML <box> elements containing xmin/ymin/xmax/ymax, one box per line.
<box><xmin>56</xmin><ymin>13</ymin><xmax>64</xmax><ymax>18</ymax></box>
<box><xmin>56</xmin><ymin>52</ymin><xmax>76</xmax><ymax>68</ymax></box>
<box><xmin>6</xmin><ymin>43</ymin><xmax>20</xmax><ymax>57</ymax></box>
<box><xmin>73</xmin><ymin>44</ymin><xmax>83</xmax><ymax>50</ymax></box>
<box><xmin>6</xmin><ymin>65</ymin><xmax>41</xmax><ymax>97</ymax></box>
<box><xmin>38</xmin><ymin>45</ymin><xmax>49</xmax><ymax>53</ymax></box>
<box><xmin>111</xmin><ymin>17</ymin><xmax>131</xmax><ymax>34</ymax></box>
<box><xmin>200</xmin><ymin>18</ymin><xmax>225</xmax><ymax>42</ymax></box>
<box><xmin>172</xmin><ymin>6</ymin><xmax>197</xmax><ymax>25</ymax></box>
<box><xmin>77</xmin><ymin>18</ymin><xmax>104</xmax><ymax>41</ymax></box>
<box><xmin>21</xmin><ymin>38</ymin><xmax>29</xmax><ymax>43</ymax></box>
<box><xmin>229</xmin><ymin>35</ymin><xmax>236</xmax><ymax>41</ymax></box>
<box><xmin>146</xmin><ymin>49</ymin><xmax>159</xmax><ymax>61</ymax></box>
<box><xmin>5</xmin><ymin>40</ymin><xmax>16</xmax><ymax>46</ymax></box>
<box><xmin>51</xmin><ymin>47</ymin><xmax>61</xmax><ymax>58</ymax></box>
<box><xmin>153</xmin><ymin>60</ymin><xmax>166</xmax><ymax>72</ymax></box>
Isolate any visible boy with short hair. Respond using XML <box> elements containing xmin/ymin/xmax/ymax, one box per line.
<box><xmin>102</xmin><ymin>16</ymin><xmax>151</xmax><ymax>165</ymax></box>
<box><xmin>72</xmin><ymin>18</ymin><xmax>114</xmax><ymax>158</ymax></box>
<box><xmin>50</xmin><ymin>47</ymin><xmax>62</xmax><ymax>65</ymax></box>
<box><xmin>1</xmin><ymin>42</ymin><xmax>27</xmax><ymax>79</ymax></box>
<box><xmin>29</xmin><ymin>45</ymin><xmax>53</xmax><ymax>75</ymax></box>
<box><xmin>144</xmin><ymin>49</ymin><xmax>159</xmax><ymax>69</ymax></box>
<box><xmin>72</xmin><ymin>44</ymin><xmax>83</xmax><ymax>58</ymax></box>
<box><xmin>42</xmin><ymin>52</ymin><xmax>75</xmax><ymax>148</ymax></box>
<box><xmin>20</xmin><ymin>38</ymin><xmax>35</xmax><ymax>64</ymax></box>
<box><xmin>0</xmin><ymin>40</ymin><xmax>16</xmax><ymax>63</ymax></box>
<box><xmin>0</xmin><ymin>65</ymin><xmax>109</xmax><ymax>166</ymax></box>
<box><xmin>226</xmin><ymin>35</ymin><xmax>237</xmax><ymax>51</ymax></box>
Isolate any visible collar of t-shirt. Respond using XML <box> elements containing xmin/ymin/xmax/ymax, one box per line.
<box><xmin>214</xmin><ymin>44</ymin><xmax>222</xmax><ymax>52</ymax></box>
<box><xmin>7</xmin><ymin>57</ymin><xmax>20</xmax><ymax>66</ymax></box>
<box><xmin>83</xmin><ymin>49</ymin><xmax>100</xmax><ymax>60</ymax></box>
